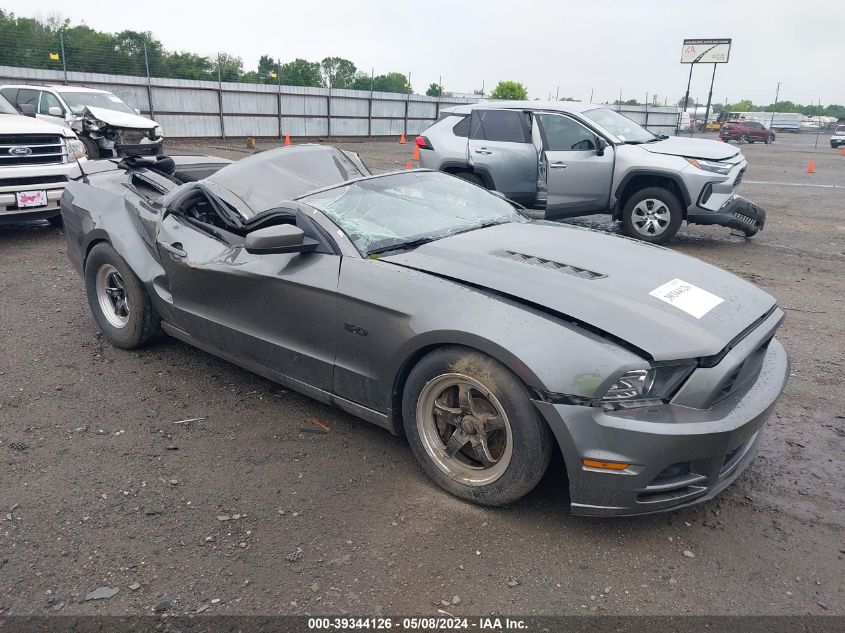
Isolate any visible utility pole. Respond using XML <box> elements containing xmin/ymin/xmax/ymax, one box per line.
<box><xmin>60</xmin><ymin>32</ymin><xmax>68</xmax><ymax>84</ymax></box>
<box><xmin>556</xmin><ymin>85</ymin><xmax>559</xmax><ymax>101</ymax></box>
<box><xmin>277</xmin><ymin>59</ymin><xmax>283</xmax><ymax>139</ymax></box>
<box><xmin>770</xmin><ymin>81</ymin><xmax>781</xmax><ymax>129</ymax></box>
<box><xmin>703</xmin><ymin>63</ymin><xmax>717</xmax><ymax>133</ymax></box>
<box><xmin>682</xmin><ymin>63</ymin><xmax>694</xmax><ymax>114</ymax></box>
<box><xmin>143</xmin><ymin>43</ymin><xmax>154</xmax><ymax>119</ymax></box>
<box><xmin>589</xmin><ymin>88</ymin><xmax>594</xmax><ymax>103</ymax></box>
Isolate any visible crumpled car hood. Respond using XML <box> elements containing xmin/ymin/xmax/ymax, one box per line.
<box><xmin>640</xmin><ymin>135</ymin><xmax>739</xmax><ymax>160</ymax></box>
<box><xmin>382</xmin><ymin>222</ymin><xmax>776</xmax><ymax>360</ymax></box>
<box><xmin>83</xmin><ymin>106</ymin><xmax>157</xmax><ymax>130</ymax></box>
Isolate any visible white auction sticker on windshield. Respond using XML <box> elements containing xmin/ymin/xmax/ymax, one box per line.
<box><xmin>649</xmin><ymin>278</ymin><xmax>723</xmax><ymax>319</ymax></box>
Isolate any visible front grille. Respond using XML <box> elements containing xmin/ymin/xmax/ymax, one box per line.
<box><xmin>0</xmin><ymin>135</ymin><xmax>66</xmax><ymax>166</ymax></box>
<box><xmin>118</xmin><ymin>130</ymin><xmax>145</xmax><ymax>143</ymax></box>
<box><xmin>735</xmin><ymin>211</ymin><xmax>759</xmax><ymax>228</ymax></box>
<box><xmin>0</xmin><ymin>174</ymin><xmax>68</xmax><ymax>188</ymax></box>
<box><xmin>493</xmin><ymin>250</ymin><xmax>606</xmax><ymax>280</ymax></box>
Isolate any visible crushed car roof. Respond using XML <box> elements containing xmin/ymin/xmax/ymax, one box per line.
<box><xmin>205</xmin><ymin>144</ymin><xmax>370</xmax><ymax>214</ymax></box>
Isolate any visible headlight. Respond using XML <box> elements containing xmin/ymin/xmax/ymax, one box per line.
<box><xmin>600</xmin><ymin>363</ymin><xmax>696</xmax><ymax>409</ymax></box>
<box><xmin>685</xmin><ymin>157</ymin><xmax>731</xmax><ymax>175</ymax></box>
<box><xmin>153</xmin><ymin>126</ymin><xmax>163</xmax><ymax>139</ymax></box>
<box><xmin>66</xmin><ymin>138</ymin><xmax>87</xmax><ymax>161</ymax></box>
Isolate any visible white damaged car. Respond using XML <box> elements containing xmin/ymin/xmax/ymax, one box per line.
<box><xmin>0</xmin><ymin>84</ymin><xmax>164</xmax><ymax>159</ymax></box>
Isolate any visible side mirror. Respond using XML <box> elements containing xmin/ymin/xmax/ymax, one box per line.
<box><xmin>18</xmin><ymin>103</ymin><xmax>36</xmax><ymax>117</ymax></box>
<box><xmin>244</xmin><ymin>223</ymin><xmax>318</xmax><ymax>255</ymax></box>
<box><xmin>48</xmin><ymin>106</ymin><xmax>63</xmax><ymax>117</ymax></box>
<box><xmin>596</xmin><ymin>137</ymin><xmax>609</xmax><ymax>156</ymax></box>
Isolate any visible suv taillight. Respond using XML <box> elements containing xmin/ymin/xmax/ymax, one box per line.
<box><xmin>416</xmin><ymin>135</ymin><xmax>433</xmax><ymax>150</ymax></box>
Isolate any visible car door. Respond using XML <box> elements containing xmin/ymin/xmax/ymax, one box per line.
<box><xmin>467</xmin><ymin>109</ymin><xmax>537</xmax><ymax>206</ymax></box>
<box><xmin>752</xmin><ymin>122</ymin><xmax>767</xmax><ymax>141</ymax></box>
<box><xmin>534</xmin><ymin>112</ymin><xmax>614</xmax><ymax>217</ymax></box>
<box><xmin>155</xmin><ymin>200</ymin><xmax>340</xmax><ymax>392</ymax></box>
<box><xmin>37</xmin><ymin>91</ymin><xmax>68</xmax><ymax>127</ymax></box>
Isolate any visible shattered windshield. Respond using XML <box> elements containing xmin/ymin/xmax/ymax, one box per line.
<box><xmin>300</xmin><ymin>171</ymin><xmax>525</xmax><ymax>255</ymax></box>
<box><xmin>60</xmin><ymin>91</ymin><xmax>137</xmax><ymax>116</ymax></box>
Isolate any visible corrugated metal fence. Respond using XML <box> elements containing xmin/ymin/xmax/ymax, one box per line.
<box><xmin>0</xmin><ymin>65</ymin><xmax>476</xmax><ymax>138</ymax></box>
<box><xmin>0</xmin><ymin>65</ymin><xmax>681</xmax><ymax>138</ymax></box>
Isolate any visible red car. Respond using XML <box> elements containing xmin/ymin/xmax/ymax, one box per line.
<box><xmin>720</xmin><ymin>120</ymin><xmax>776</xmax><ymax>144</ymax></box>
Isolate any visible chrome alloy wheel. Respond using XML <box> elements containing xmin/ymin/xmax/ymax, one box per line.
<box><xmin>416</xmin><ymin>373</ymin><xmax>513</xmax><ymax>486</ymax></box>
<box><xmin>95</xmin><ymin>263</ymin><xmax>130</xmax><ymax>328</ymax></box>
<box><xmin>631</xmin><ymin>198</ymin><xmax>671</xmax><ymax>237</ymax></box>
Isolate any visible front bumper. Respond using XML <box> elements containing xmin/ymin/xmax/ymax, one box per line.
<box><xmin>534</xmin><ymin>337</ymin><xmax>789</xmax><ymax>517</ymax></box>
<box><xmin>0</xmin><ymin>162</ymin><xmax>77</xmax><ymax>224</ymax></box>
<box><xmin>687</xmin><ymin>195</ymin><xmax>766</xmax><ymax>236</ymax></box>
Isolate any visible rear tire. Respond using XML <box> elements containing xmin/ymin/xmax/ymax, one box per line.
<box><xmin>402</xmin><ymin>347</ymin><xmax>553</xmax><ymax>506</ymax></box>
<box><xmin>84</xmin><ymin>243</ymin><xmax>161</xmax><ymax>349</ymax></box>
<box><xmin>80</xmin><ymin>137</ymin><xmax>99</xmax><ymax>160</ymax></box>
<box><xmin>739</xmin><ymin>133</ymin><xmax>749</xmax><ymax>144</ymax></box>
<box><xmin>621</xmin><ymin>187</ymin><xmax>683</xmax><ymax>244</ymax></box>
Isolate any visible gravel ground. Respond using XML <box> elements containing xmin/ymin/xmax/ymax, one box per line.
<box><xmin>0</xmin><ymin>133</ymin><xmax>842</xmax><ymax>617</ymax></box>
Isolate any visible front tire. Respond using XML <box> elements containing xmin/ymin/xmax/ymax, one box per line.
<box><xmin>84</xmin><ymin>243</ymin><xmax>161</xmax><ymax>349</ymax></box>
<box><xmin>80</xmin><ymin>136</ymin><xmax>100</xmax><ymax>160</ymax></box>
<box><xmin>402</xmin><ymin>347</ymin><xmax>553</xmax><ymax>506</ymax></box>
<box><xmin>765</xmin><ymin>134</ymin><xmax>775</xmax><ymax>144</ymax></box>
<box><xmin>621</xmin><ymin>187</ymin><xmax>683</xmax><ymax>244</ymax></box>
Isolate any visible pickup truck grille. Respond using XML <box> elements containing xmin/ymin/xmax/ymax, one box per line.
<box><xmin>0</xmin><ymin>134</ymin><xmax>66</xmax><ymax>167</ymax></box>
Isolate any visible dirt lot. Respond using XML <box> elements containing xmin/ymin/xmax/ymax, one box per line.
<box><xmin>1</xmin><ymin>133</ymin><xmax>843</xmax><ymax>617</ymax></box>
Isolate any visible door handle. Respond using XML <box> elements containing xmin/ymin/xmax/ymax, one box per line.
<box><xmin>550</xmin><ymin>162</ymin><xmax>568</xmax><ymax>169</ymax></box>
<box><xmin>160</xmin><ymin>241</ymin><xmax>187</xmax><ymax>258</ymax></box>
<box><xmin>474</xmin><ymin>148</ymin><xmax>493</xmax><ymax>155</ymax></box>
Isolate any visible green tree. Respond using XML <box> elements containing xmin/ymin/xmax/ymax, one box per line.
<box><xmin>321</xmin><ymin>57</ymin><xmax>356</xmax><ymax>88</ymax></box>
<box><xmin>725</xmin><ymin>99</ymin><xmax>757</xmax><ymax>112</ymax></box>
<box><xmin>425</xmin><ymin>83</ymin><xmax>443</xmax><ymax>97</ymax></box>
<box><xmin>256</xmin><ymin>54</ymin><xmax>278</xmax><ymax>84</ymax></box>
<box><xmin>279</xmin><ymin>58</ymin><xmax>323</xmax><ymax>87</ymax></box>
<box><xmin>372</xmin><ymin>72</ymin><xmax>411</xmax><ymax>93</ymax></box>
<box><xmin>213</xmin><ymin>53</ymin><xmax>243</xmax><ymax>82</ymax></box>
<box><xmin>160</xmin><ymin>51</ymin><xmax>213</xmax><ymax>80</ymax></box>
<box><xmin>489</xmin><ymin>81</ymin><xmax>527</xmax><ymax>100</ymax></box>
<box><xmin>350</xmin><ymin>72</ymin><xmax>374</xmax><ymax>91</ymax></box>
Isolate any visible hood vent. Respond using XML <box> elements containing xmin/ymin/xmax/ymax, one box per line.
<box><xmin>493</xmin><ymin>250</ymin><xmax>606</xmax><ymax>280</ymax></box>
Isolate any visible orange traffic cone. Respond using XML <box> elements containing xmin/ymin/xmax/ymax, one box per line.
<box><xmin>806</xmin><ymin>159</ymin><xmax>815</xmax><ymax>174</ymax></box>
<box><xmin>284</xmin><ymin>134</ymin><xmax>291</xmax><ymax>146</ymax></box>
<box><xmin>399</xmin><ymin>133</ymin><xmax>406</xmax><ymax>144</ymax></box>
<box><xmin>840</xmin><ymin>147</ymin><xmax>845</xmax><ymax>157</ymax></box>
<box><xmin>405</xmin><ymin>161</ymin><xmax>412</xmax><ymax>169</ymax></box>
<box><xmin>412</xmin><ymin>145</ymin><xmax>420</xmax><ymax>161</ymax></box>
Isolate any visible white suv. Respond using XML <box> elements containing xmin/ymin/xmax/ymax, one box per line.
<box><xmin>0</xmin><ymin>93</ymin><xmax>86</xmax><ymax>225</ymax></box>
<box><xmin>0</xmin><ymin>84</ymin><xmax>164</xmax><ymax>159</ymax></box>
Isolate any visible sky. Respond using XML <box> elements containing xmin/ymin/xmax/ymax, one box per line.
<box><xmin>4</xmin><ymin>0</ymin><xmax>843</xmax><ymax>106</ymax></box>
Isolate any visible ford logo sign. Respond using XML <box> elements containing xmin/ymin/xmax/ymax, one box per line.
<box><xmin>8</xmin><ymin>146</ymin><xmax>32</xmax><ymax>156</ymax></box>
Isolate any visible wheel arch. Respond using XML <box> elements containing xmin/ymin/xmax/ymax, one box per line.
<box><xmin>613</xmin><ymin>171</ymin><xmax>691</xmax><ymax>220</ymax></box>
<box><xmin>439</xmin><ymin>161</ymin><xmax>496</xmax><ymax>190</ymax></box>
<box><xmin>388</xmin><ymin>335</ymin><xmax>547</xmax><ymax>435</ymax></box>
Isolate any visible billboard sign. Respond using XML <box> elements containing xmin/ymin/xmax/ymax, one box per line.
<box><xmin>681</xmin><ymin>39</ymin><xmax>731</xmax><ymax>64</ymax></box>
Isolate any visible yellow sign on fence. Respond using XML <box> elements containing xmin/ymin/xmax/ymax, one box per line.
<box><xmin>49</xmin><ymin>52</ymin><xmax>60</xmax><ymax>61</ymax></box>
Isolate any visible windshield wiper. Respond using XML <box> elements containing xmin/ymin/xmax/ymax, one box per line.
<box><xmin>367</xmin><ymin>219</ymin><xmax>511</xmax><ymax>256</ymax></box>
<box><xmin>367</xmin><ymin>235</ymin><xmax>444</xmax><ymax>256</ymax></box>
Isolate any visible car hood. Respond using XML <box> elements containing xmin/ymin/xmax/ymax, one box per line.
<box><xmin>83</xmin><ymin>106</ymin><xmax>157</xmax><ymax>130</ymax></box>
<box><xmin>640</xmin><ymin>135</ymin><xmax>739</xmax><ymax>160</ymax></box>
<box><xmin>382</xmin><ymin>222</ymin><xmax>776</xmax><ymax>361</ymax></box>
<box><xmin>0</xmin><ymin>113</ymin><xmax>74</xmax><ymax>136</ymax></box>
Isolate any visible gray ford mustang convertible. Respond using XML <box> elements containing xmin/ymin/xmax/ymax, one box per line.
<box><xmin>61</xmin><ymin>145</ymin><xmax>789</xmax><ymax>516</ymax></box>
